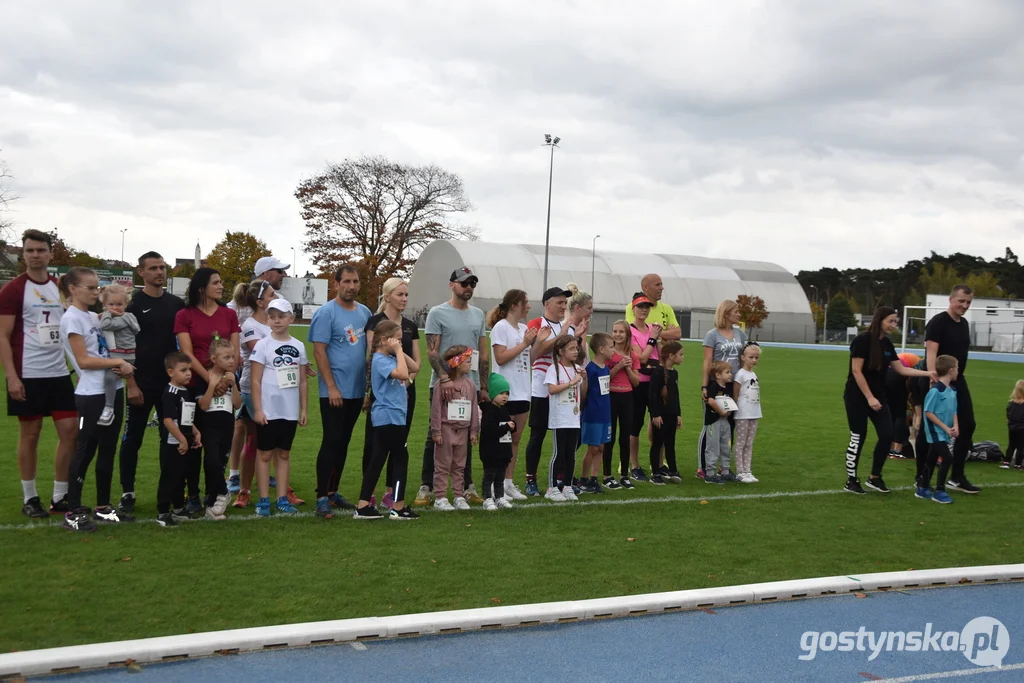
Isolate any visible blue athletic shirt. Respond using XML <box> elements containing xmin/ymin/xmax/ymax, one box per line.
<box><xmin>308</xmin><ymin>299</ymin><xmax>372</xmax><ymax>399</ymax></box>
<box><xmin>923</xmin><ymin>382</ymin><xmax>958</xmax><ymax>444</ymax></box>
<box><xmin>581</xmin><ymin>361</ymin><xmax>611</xmax><ymax>424</ymax></box>
<box><xmin>371</xmin><ymin>352</ymin><xmax>407</xmax><ymax>427</ymax></box>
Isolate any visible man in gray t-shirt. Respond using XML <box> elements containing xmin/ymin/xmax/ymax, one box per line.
<box><xmin>415</xmin><ymin>267</ymin><xmax>490</xmax><ymax>507</ymax></box>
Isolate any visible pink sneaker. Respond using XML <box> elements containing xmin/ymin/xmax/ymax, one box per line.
<box><xmin>369</xmin><ymin>495</ymin><xmax>376</xmax><ymax>508</ymax></box>
<box><xmin>382</xmin><ymin>491</ymin><xmax>395</xmax><ymax>510</ymax></box>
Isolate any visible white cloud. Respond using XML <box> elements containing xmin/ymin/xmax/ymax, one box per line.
<box><xmin>1</xmin><ymin>0</ymin><xmax>1022</xmax><ymax>275</ymax></box>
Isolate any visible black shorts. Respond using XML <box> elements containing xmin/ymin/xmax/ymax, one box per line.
<box><xmin>529</xmin><ymin>395</ymin><xmax>549</xmax><ymax>429</ymax></box>
<box><xmin>507</xmin><ymin>400</ymin><xmax>530</xmax><ymax>416</ymax></box>
<box><xmin>6</xmin><ymin>375</ymin><xmax>77</xmax><ymax>420</ymax></box>
<box><xmin>256</xmin><ymin>419</ymin><xmax>298</xmax><ymax>451</ymax></box>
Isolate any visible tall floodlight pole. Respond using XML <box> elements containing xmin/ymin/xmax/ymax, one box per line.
<box><xmin>591</xmin><ymin>234</ymin><xmax>600</xmax><ymax>295</ymax></box>
<box><xmin>542</xmin><ymin>134</ymin><xmax>560</xmax><ymax>292</ymax></box>
<box><xmin>119</xmin><ymin>228</ymin><xmax>127</xmax><ymax>264</ymax></box>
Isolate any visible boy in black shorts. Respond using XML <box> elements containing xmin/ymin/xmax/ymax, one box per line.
<box><xmin>158</xmin><ymin>352</ymin><xmax>203</xmax><ymax>527</ymax></box>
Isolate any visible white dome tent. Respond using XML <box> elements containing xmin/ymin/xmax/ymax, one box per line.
<box><xmin>407</xmin><ymin>240</ymin><xmax>816</xmax><ymax>342</ymax></box>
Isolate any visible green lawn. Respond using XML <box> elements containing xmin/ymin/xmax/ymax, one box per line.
<box><xmin>1</xmin><ymin>332</ymin><xmax>1021</xmax><ymax>653</ymax></box>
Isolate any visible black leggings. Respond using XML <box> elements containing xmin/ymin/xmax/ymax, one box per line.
<box><xmin>362</xmin><ymin>383</ymin><xmax>416</xmax><ymax>489</ymax></box>
<box><xmin>482</xmin><ymin>460</ymin><xmax>510</xmax><ymax>500</ymax></box>
<box><xmin>420</xmin><ymin>386</ymin><xmax>474</xmax><ymax>488</ymax></box>
<box><xmin>524</xmin><ymin>395</ymin><xmax>549</xmax><ymax>479</ymax></box>
<box><xmin>629</xmin><ymin>383</ymin><xmax>649</xmax><ymax>437</ymax></box>
<box><xmin>651</xmin><ymin>416</ymin><xmax>678</xmax><ymax>473</ymax></box>
<box><xmin>549</xmin><ymin>427</ymin><xmax>580</xmax><ymax>488</ymax></box>
<box><xmin>1008</xmin><ymin>428</ymin><xmax>1024</xmax><ymax>467</ymax></box>
<box><xmin>360</xmin><ymin>424</ymin><xmax>410</xmax><ymax>503</ymax></box>
<box><xmin>118</xmin><ymin>381</ymin><xmax>166</xmax><ymax>495</ymax></box>
<box><xmin>920</xmin><ymin>441</ymin><xmax>953</xmax><ymax>491</ymax></box>
<box><xmin>316</xmin><ymin>397</ymin><xmax>364</xmax><ymax>497</ymax></box>
<box><xmin>158</xmin><ymin>443</ymin><xmax>191</xmax><ymax>514</ymax></box>
<box><xmin>603</xmin><ymin>391</ymin><xmax>633</xmax><ymax>477</ymax></box>
<box><xmin>200</xmin><ymin>422</ymin><xmax>232</xmax><ymax>505</ymax></box>
<box><xmin>885</xmin><ymin>371</ymin><xmax>909</xmax><ymax>446</ymax></box>
<box><xmin>843</xmin><ymin>392</ymin><xmax>894</xmax><ymax>479</ymax></box>
<box><xmin>68</xmin><ymin>391</ymin><xmax>125</xmax><ymax>509</ymax></box>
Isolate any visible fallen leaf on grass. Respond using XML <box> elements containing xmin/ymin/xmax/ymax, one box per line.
<box><xmin>405</xmin><ymin>588</ymin><xmax>411</xmax><ymax>593</ymax></box>
<box><xmin>491</xmin><ymin>598</ymin><xmax>502</xmax><ymax>604</ymax></box>
<box><xmin>920</xmin><ymin>522</ymin><xmax>925</xmax><ymax>525</ymax></box>
<box><xmin>699</xmin><ymin>500</ymin><xmax>709</xmax><ymax>505</ymax></box>
<box><xmin>465</xmin><ymin>524</ymin><xmax>472</xmax><ymax>528</ymax></box>
<box><xmin>430</xmin><ymin>559</ymin><xmax>437</xmax><ymax>563</ymax></box>
<box><xmin>119</xmin><ymin>557</ymin><xmax>132</xmax><ymax>563</ymax></box>
<box><xmin>626</xmin><ymin>537</ymin><xmax>636</xmax><ymax>542</ymax></box>
<box><xmin>855</xmin><ymin>593</ymin><xmax>867</xmax><ymax>598</ymax></box>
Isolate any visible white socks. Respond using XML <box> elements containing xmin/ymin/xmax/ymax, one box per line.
<box><xmin>21</xmin><ymin>480</ymin><xmax>38</xmax><ymax>504</ymax></box>
<box><xmin>229</xmin><ymin>469</ymin><xmax>240</xmax><ymax>478</ymax></box>
<box><xmin>52</xmin><ymin>480</ymin><xmax>68</xmax><ymax>504</ymax></box>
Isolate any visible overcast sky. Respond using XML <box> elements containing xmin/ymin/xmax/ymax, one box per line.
<box><xmin>1</xmin><ymin>0</ymin><xmax>1022</xmax><ymax>276</ymax></box>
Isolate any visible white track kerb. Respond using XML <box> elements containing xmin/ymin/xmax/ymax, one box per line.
<box><xmin>2</xmin><ymin>565</ymin><xmax>1022</xmax><ymax>678</ymax></box>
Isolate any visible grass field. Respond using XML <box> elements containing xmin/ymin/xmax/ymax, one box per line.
<box><xmin>1</xmin><ymin>331</ymin><xmax>1021</xmax><ymax>653</ymax></box>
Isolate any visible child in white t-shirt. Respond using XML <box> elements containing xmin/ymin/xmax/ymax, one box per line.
<box><xmin>544</xmin><ymin>335</ymin><xmax>585</xmax><ymax>502</ymax></box>
<box><xmin>732</xmin><ymin>343</ymin><xmax>762</xmax><ymax>483</ymax></box>
<box><xmin>250</xmin><ymin>299</ymin><xmax>309</xmax><ymax>517</ymax></box>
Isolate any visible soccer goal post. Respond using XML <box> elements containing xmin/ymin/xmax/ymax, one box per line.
<box><xmin>900</xmin><ymin>305</ymin><xmax>950</xmax><ymax>354</ymax></box>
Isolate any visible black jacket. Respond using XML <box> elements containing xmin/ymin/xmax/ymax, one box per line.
<box><xmin>479</xmin><ymin>401</ymin><xmax>514</xmax><ymax>465</ymax></box>
<box><xmin>1009</xmin><ymin>401</ymin><xmax>1024</xmax><ymax>431</ymax></box>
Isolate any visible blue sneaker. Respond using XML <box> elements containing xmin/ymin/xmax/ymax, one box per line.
<box><xmin>255</xmin><ymin>497</ymin><xmax>271</xmax><ymax>517</ymax></box>
<box><xmin>269</xmin><ymin>476</ymin><xmax>277</xmax><ymax>489</ymax></box>
<box><xmin>914</xmin><ymin>487</ymin><xmax>933</xmax><ymax>500</ymax></box>
<box><xmin>226</xmin><ymin>474</ymin><xmax>241</xmax><ymax>494</ymax></box>
<box><xmin>932</xmin><ymin>490</ymin><xmax>954</xmax><ymax>505</ymax></box>
<box><xmin>315</xmin><ymin>497</ymin><xmax>333</xmax><ymax>519</ymax></box>
<box><xmin>524</xmin><ymin>480</ymin><xmax>540</xmax><ymax>497</ymax></box>
<box><xmin>704</xmin><ymin>474</ymin><xmax>725</xmax><ymax>485</ymax></box>
<box><xmin>276</xmin><ymin>496</ymin><xmax>298</xmax><ymax>514</ymax></box>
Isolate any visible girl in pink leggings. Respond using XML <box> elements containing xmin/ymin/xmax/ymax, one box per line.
<box><xmin>732</xmin><ymin>343</ymin><xmax>762</xmax><ymax>483</ymax></box>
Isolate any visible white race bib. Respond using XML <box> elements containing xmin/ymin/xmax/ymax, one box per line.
<box><xmin>208</xmin><ymin>394</ymin><xmax>232</xmax><ymax>413</ymax></box>
<box><xmin>499</xmin><ymin>432</ymin><xmax>512</xmax><ymax>443</ymax></box>
<box><xmin>276</xmin><ymin>365</ymin><xmax>299</xmax><ymax>389</ymax></box>
<box><xmin>181</xmin><ymin>401</ymin><xmax>196</xmax><ymax>427</ymax></box>
<box><xmin>447</xmin><ymin>398</ymin><xmax>471</xmax><ymax>421</ymax></box>
<box><xmin>598</xmin><ymin>375</ymin><xmax>610</xmax><ymax>395</ymax></box>
<box><xmin>471</xmin><ymin>350</ymin><xmax>480</xmax><ymax>373</ymax></box>
<box><xmin>37</xmin><ymin>323</ymin><xmax>61</xmax><ymax>347</ymax></box>
<box><xmin>746</xmin><ymin>385</ymin><xmax>760</xmax><ymax>405</ymax></box>
<box><xmin>558</xmin><ymin>386</ymin><xmax>577</xmax><ymax>406</ymax></box>
<box><xmin>716</xmin><ymin>396</ymin><xmax>739</xmax><ymax>413</ymax></box>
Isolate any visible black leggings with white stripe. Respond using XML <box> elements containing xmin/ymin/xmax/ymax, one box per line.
<box><xmin>549</xmin><ymin>428</ymin><xmax>580</xmax><ymax>489</ymax></box>
<box><xmin>843</xmin><ymin>392</ymin><xmax>894</xmax><ymax>479</ymax></box>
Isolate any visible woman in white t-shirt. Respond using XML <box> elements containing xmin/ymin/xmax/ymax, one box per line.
<box><xmin>58</xmin><ymin>267</ymin><xmax>136</xmax><ymax>532</ymax></box>
<box><xmin>487</xmin><ymin>289</ymin><xmax>537</xmax><ymax>500</ymax></box>
<box><xmin>732</xmin><ymin>343</ymin><xmax>762</xmax><ymax>483</ymax></box>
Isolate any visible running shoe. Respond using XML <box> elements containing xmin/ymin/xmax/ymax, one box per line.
<box><xmin>914</xmin><ymin>487</ymin><xmax>933</xmax><ymax>500</ymax></box>
<box><xmin>49</xmin><ymin>495</ymin><xmax>71</xmax><ymax>514</ymax></box>
<box><xmin>232</xmin><ymin>490</ymin><xmax>251</xmax><ymax>508</ymax></box>
<box><xmin>369</xmin><ymin>495</ymin><xmax>377</xmax><ymax>508</ymax></box>
<box><xmin>745</xmin><ymin>473</ymin><xmax>760</xmax><ymax>483</ymax></box>
<box><xmin>619</xmin><ymin>478</ymin><xmax>635</xmax><ymax>490</ymax></box>
<box><xmin>464</xmin><ymin>486</ymin><xmax>484</xmax><ymax>505</ymax></box>
<box><xmin>932</xmin><ymin>490</ymin><xmax>954</xmax><ymax>504</ymax></box>
<box><xmin>276</xmin><ymin>496</ymin><xmax>298</xmax><ymax>514</ymax></box>
<box><xmin>255</xmin><ymin>497</ymin><xmax>271</xmax><ymax>517</ymax></box>
<box><xmin>389</xmin><ymin>507</ymin><xmax>419</xmax><ymax>521</ymax></box>
<box><xmin>946</xmin><ymin>478</ymin><xmax>980</xmax><ymax>494</ymax></box>
<box><xmin>482</xmin><ymin>498</ymin><xmax>498</xmax><ymax>511</ymax></box>
<box><xmin>864</xmin><ymin>477</ymin><xmax>890</xmax><ymax>493</ymax></box>
<box><xmin>226</xmin><ymin>474</ymin><xmax>241</xmax><ymax>494</ymax></box>
<box><xmin>434</xmin><ymin>497</ymin><xmax>455</xmax><ymax>511</ymax></box>
<box><xmin>650</xmin><ymin>474</ymin><xmax>666</xmax><ymax>485</ymax></box>
<box><xmin>21</xmin><ymin>496</ymin><xmax>48</xmax><ymax>519</ymax></box>
<box><xmin>524</xmin><ymin>479</ymin><xmax>541</xmax><ymax>497</ymax></box>
<box><xmin>118</xmin><ymin>493</ymin><xmax>136</xmax><ymax>514</ymax></box>
<box><xmin>495</xmin><ymin>497</ymin><xmax>514</xmax><ymax>509</ymax></box>
<box><xmin>329</xmin><ymin>493</ymin><xmax>356</xmax><ymax>510</ymax></box>
<box><xmin>353</xmin><ymin>505</ymin><xmax>384</xmax><ymax>520</ymax></box>
<box><xmin>210</xmin><ymin>493</ymin><xmax>230</xmax><ymax>517</ymax></box>
<box><xmin>544</xmin><ymin>487</ymin><xmax>566</xmax><ymax>502</ymax></box>
<box><xmin>414</xmin><ymin>485</ymin><xmax>433</xmax><ymax>507</ymax></box>
<box><xmin>63</xmin><ymin>509</ymin><xmax>97</xmax><ymax>532</ymax></box>
<box><xmin>382</xmin><ymin>491</ymin><xmax>395</xmax><ymax>510</ymax></box>
<box><xmin>94</xmin><ymin>505</ymin><xmax>135</xmax><ymax>523</ymax></box>
<box><xmin>505</xmin><ymin>482</ymin><xmax>528</xmax><ymax>500</ymax></box>
<box><xmin>171</xmin><ymin>507</ymin><xmax>191</xmax><ymax>522</ymax></box>
<box><xmin>315</xmin><ymin>497</ymin><xmax>334</xmax><ymax>519</ymax></box>
<box><xmin>704</xmin><ymin>474</ymin><xmax>725</xmax><ymax>485</ymax></box>
<box><xmin>844</xmin><ymin>477</ymin><xmax>867</xmax><ymax>495</ymax></box>
<box><xmin>696</xmin><ymin>468</ymin><xmax>705</xmax><ymax>480</ymax></box>
<box><xmin>454</xmin><ymin>497</ymin><xmax>471</xmax><ymax>510</ymax></box>
<box><xmin>561</xmin><ymin>486</ymin><xmax>579</xmax><ymax>501</ymax></box>
<box><xmin>287</xmin><ymin>488</ymin><xmax>305</xmax><ymax>506</ymax></box>
<box><xmin>205</xmin><ymin>505</ymin><xmax>226</xmax><ymax>521</ymax></box>
<box><xmin>185</xmin><ymin>496</ymin><xmax>203</xmax><ymax>516</ymax></box>
<box><xmin>97</xmin><ymin>406</ymin><xmax>115</xmax><ymax>427</ymax></box>
<box><xmin>631</xmin><ymin>467</ymin><xmax>650</xmax><ymax>482</ymax></box>
<box><xmin>721</xmin><ymin>471</ymin><xmax>740</xmax><ymax>483</ymax></box>
<box><xmin>665</xmin><ymin>470</ymin><xmax>682</xmax><ymax>483</ymax></box>
<box><xmin>605</xmin><ymin>477</ymin><xmax>622</xmax><ymax>490</ymax></box>
<box><xmin>999</xmin><ymin>461</ymin><xmax>1011</xmax><ymax>469</ymax></box>
<box><xmin>156</xmin><ymin>512</ymin><xmax>179</xmax><ymax>527</ymax></box>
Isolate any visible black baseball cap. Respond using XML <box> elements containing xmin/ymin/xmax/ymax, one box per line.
<box><xmin>450</xmin><ymin>267</ymin><xmax>479</xmax><ymax>285</ymax></box>
<box><xmin>542</xmin><ymin>286</ymin><xmax>572</xmax><ymax>303</ymax></box>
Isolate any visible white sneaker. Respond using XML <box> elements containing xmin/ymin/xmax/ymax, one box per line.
<box><xmin>211</xmin><ymin>493</ymin><xmax>230</xmax><ymax>515</ymax></box>
<box><xmin>205</xmin><ymin>506</ymin><xmax>226</xmax><ymax>520</ymax></box>
<box><xmin>746</xmin><ymin>473</ymin><xmax>759</xmax><ymax>483</ymax></box>
<box><xmin>454</xmin><ymin>497</ymin><xmax>471</xmax><ymax>511</ymax></box>
<box><xmin>482</xmin><ymin>498</ymin><xmax>498</xmax><ymax>511</ymax></box>
<box><xmin>505</xmin><ymin>482</ymin><xmax>528</xmax><ymax>501</ymax></box>
<box><xmin>544</xmin><ymin>487</ymin><xmax>566</xmax><ymax>502</ymax></box>
<box><xmin>495</xmin><ymin>497</ymin><xmax>514</xmax><ymax>509</ymax></box>
<box><xmin>434</xmin><ymin>498</ymin><xmax>454</xmax><ymax>511</ymax></box>
<box><xmin>561</xmin><ymin>487</ymin><xmax>579</xmax><ymax>501</ymax></box>
<box><xmin>97</xmin><ymin>407</ymin><xmax>115</xmax><ymax>427</ymax></box>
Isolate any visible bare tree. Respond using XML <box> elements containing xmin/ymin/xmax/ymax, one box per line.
<box><xmin>0</xmin><ymin>152</ymin><xmax>18</xmax><ymax>244</ymax></box>
<box><xmin>295</xmin><ymin>156</ymin><xmax>478</xmax><ymax>293</ymax></box>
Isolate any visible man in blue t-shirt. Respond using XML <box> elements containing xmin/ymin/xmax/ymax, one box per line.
<box><xmin>308</xmin><ymin>264</ymin><xmax>371</xmax><ymax>508</ymax></box>
<box><xmin>918</xmin><ymin>354</ymin><xmax>960</xmax><ymax>504</ymax></box>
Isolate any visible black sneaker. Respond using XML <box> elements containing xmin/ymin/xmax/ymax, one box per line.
<box><xmin>185</xmin><ymin>496</ymin><xmax>204</xmax><ymax>516</ymax></box>
<box><xmin>605</xmin><ymin>477</ymin><xmax>622</xmax><ymax>490</ymax></box>
<box><xmin>353</xmin><ymin>505</ymin><xmax>384</xmax><ymax>520</ymax></box>
<box><xmin>62</xmin><ymin>509</ymin><xmax>97</xmax><ymax>532</ymax></box>
<box><xmin>844</xmin><ymin>478</ymin><xmax>867</xmax><ymax>495</ymax></box>
<box><xmin>864</xmin><ymin>477</ymin><xmax>890</xmax><ymax>493</ymax></box>
<box><xmin>620</xmin><ymin>478</ymin><xmax>635</xmax><ymax>489</ymax></box>
<box><xmin>94</xmin><ymin>505</ymin><xmax>135</xmax><ymax>523</ymax></box>
<box><xmin>329</xmin><ymin>493</ymin><xmax>357</xmax><ymax>510</ymax></box>
<box><xmin>946</xmin><ymin>478</ymin><xmax>980</xmax><ymax>494</ymax></box>
<box><xmin>655</xmin><ymin>466</ymin><xmax>672</xmax><ymax>479</ymax></box>
<box><xmin>118</xmin><ymin>494</ymin><xmax>135</xmax><ymax>514</ymax></box>
<box><xmin>172</xmin><ymin>506</ymin><xmax>201</xmax><ymax>521</ymax></box>
<box><xmin>156</xmin><ymin>512</ymin><xmax>179</xmax><ymax>527</ymax></box>
<box><xmin>720</xmin><ymin>471</ymin><xmax>740</xmax><ymax>483</ymax></box>
<box><xmin>631</xmin><ymin>468</ymin><xmax>650</xmax><ymax>482</ymax></box>
<box><xmin>21</xmin><ymin>496</ymin><xmax>49</xmax><ymax>519</ymax></box>
<box><xmin>665</xmin><ymin>470</ymin><xmax>682</xmax><ymax>483</ymax></box>
<box><xmin>49</xmin><ymin>495</ymin><xmax>71</xmax><ymax>514</ymax></box>
<box><xmin>587</xmin><ymin>478</ymin><xmax>605</xmax><ymax>494</ymax></box>
<box><xmin>389</xmin><ymin>507</ymin><xmax>420</xmax><ymax>521</ymax></box>
<box><xmin>650</xmin><ymin>474</ymin><xmax>666</xmax><ymax>485</ymax></box>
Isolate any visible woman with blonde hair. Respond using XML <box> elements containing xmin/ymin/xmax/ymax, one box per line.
<box><xmin>565</xmin><ymin>283</ymin><xmax>593</xmax><ymax>365</ymax></box>
<box><xmin>698</xmin><ymin>299</ymin><xmax>748</xmax><ymax>478</ymax></box>
<box><xmin>360</xmin><ymin>277</ymin><xmax>421</xmax><ymax>510</ymax></box>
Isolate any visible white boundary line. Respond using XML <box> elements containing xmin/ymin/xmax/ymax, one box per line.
<box><xmin>877</xmin><ymin>662</ymin><xmax>1024</xmax><ymax>681</ymax></box>
<box><xmin>1</xmin><ymin>564</ymin><xmax>1022</xmax><ymax>678</ymax></box>
<box><xmin>3</xmin><ymin>482</ymin><xmax>1024</xmax><ymax>532</ymax></box>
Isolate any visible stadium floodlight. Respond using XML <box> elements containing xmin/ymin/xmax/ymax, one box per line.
<box><xmin>541</xmin><ymin>134</ymin><xmax>561</xmax><ymax>291</ymax></box>
<box><xmin>544</xmin><ymin>133</ymin><xmax>552</xmax><ymax>143</ymax></box>
<box><xmin>553</xmin><ymin>136</ymin><xmax>560</xmax><ymax>145</ymax></box>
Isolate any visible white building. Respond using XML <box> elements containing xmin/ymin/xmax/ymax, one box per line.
<box><xmin>925</xmin><ymin>293</ymin><xmax>1024</xmax><ymax>351</ymax></box>
<box><xmin>407</xmin><ymin>240</ymin><xmax>815</xmax><ymax>342</ymax></box>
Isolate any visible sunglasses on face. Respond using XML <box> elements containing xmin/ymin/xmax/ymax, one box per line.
<box><xmin>459</xmin><ymin>280</ymin><xmax>477</xmax><ymax>289</ymax></box>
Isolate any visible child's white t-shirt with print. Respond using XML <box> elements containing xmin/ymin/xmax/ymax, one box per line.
<box><xmin>250</xmin><ymin>335</ymin><xmax>308</xmax><ymax>421</ymax></box>
<box><xmin>544</xmin><ymin>363</ymin><xmax>581</xmax><ymax>429</ymax></box>
<box><xmin>734</xmin><ymin>368</ymin><xmax>762</xmax><ymax>419</ymax></box>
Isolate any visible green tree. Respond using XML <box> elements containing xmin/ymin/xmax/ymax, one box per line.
<box><xmin>171</xmin><ymin>262</ymin><xmax>196</xmax><ymax>279</ymax></box>
<box><xmin>206</xmin><ymin>231</ymin><xmax>271</xmax><ymax>295</ymax></box>
<box><xmin>917</xmin><ymin>262</ymin><xmax>961</xmax><ymax>297</ymax></box>
<box><xmin>964</xmin><ymin>271</ymin><xmax>1002</xmax><ymax>297</ymax></box>
<box><xmin>825</xmin><ymin>294</ymin><xmax>857</xmax><ymax>330</ymax></box>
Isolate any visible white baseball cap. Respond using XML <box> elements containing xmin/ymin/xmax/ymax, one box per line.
<box><xmin>266</xmin><ymin>298</ymin><xmax>294</xmax><ymax>314</ymax></box>
<box><xmin>254</xmin><ymin>256</ymin><xmax>290</xmax><ymax>277</ymax></box>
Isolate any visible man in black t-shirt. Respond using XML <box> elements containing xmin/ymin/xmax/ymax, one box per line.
<box><xmin>925</xmin><ymin>284</ymin><xmax>978</xmax><ymax>493</ymax></box>
<box><xmin>117</xmin><ymin>252</ymin><xmax>185</xmax><ymax>513</ymax></box>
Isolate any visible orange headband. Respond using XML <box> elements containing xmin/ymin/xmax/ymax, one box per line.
<box><xmin>446</xmin><ymin>348</ymin><xmax>474</xmax><ymax>369</ymax></box>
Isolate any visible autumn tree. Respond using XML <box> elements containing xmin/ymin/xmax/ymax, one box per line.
<box><xmin>32</xmin><ymin>230</ymin><xmax>104</xmax><ymax>270</ymax></box>
<box><xmin>206</xmin><ymin>231</ymin><xmax>271</xmax><ymax>294</ymax></box>
<box><xmin>171</xmin><ymin>262</ymin><xmax>196</xmax><ymax>279</ymax></box>
<box><xmin>736</xmin><ymin>294</ymin><xmax>768</xmax><ymax>330</ymax></box>
<box><xmin>295</xmin><ymin>156</ymin><xmax>478</xmax><ymax>302</ymax></box>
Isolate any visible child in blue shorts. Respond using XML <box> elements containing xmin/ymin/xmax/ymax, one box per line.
<box><xmin>580</xmin><ymin>333</ymin><xmax>615</xmax><ymax>494</ymax></box>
